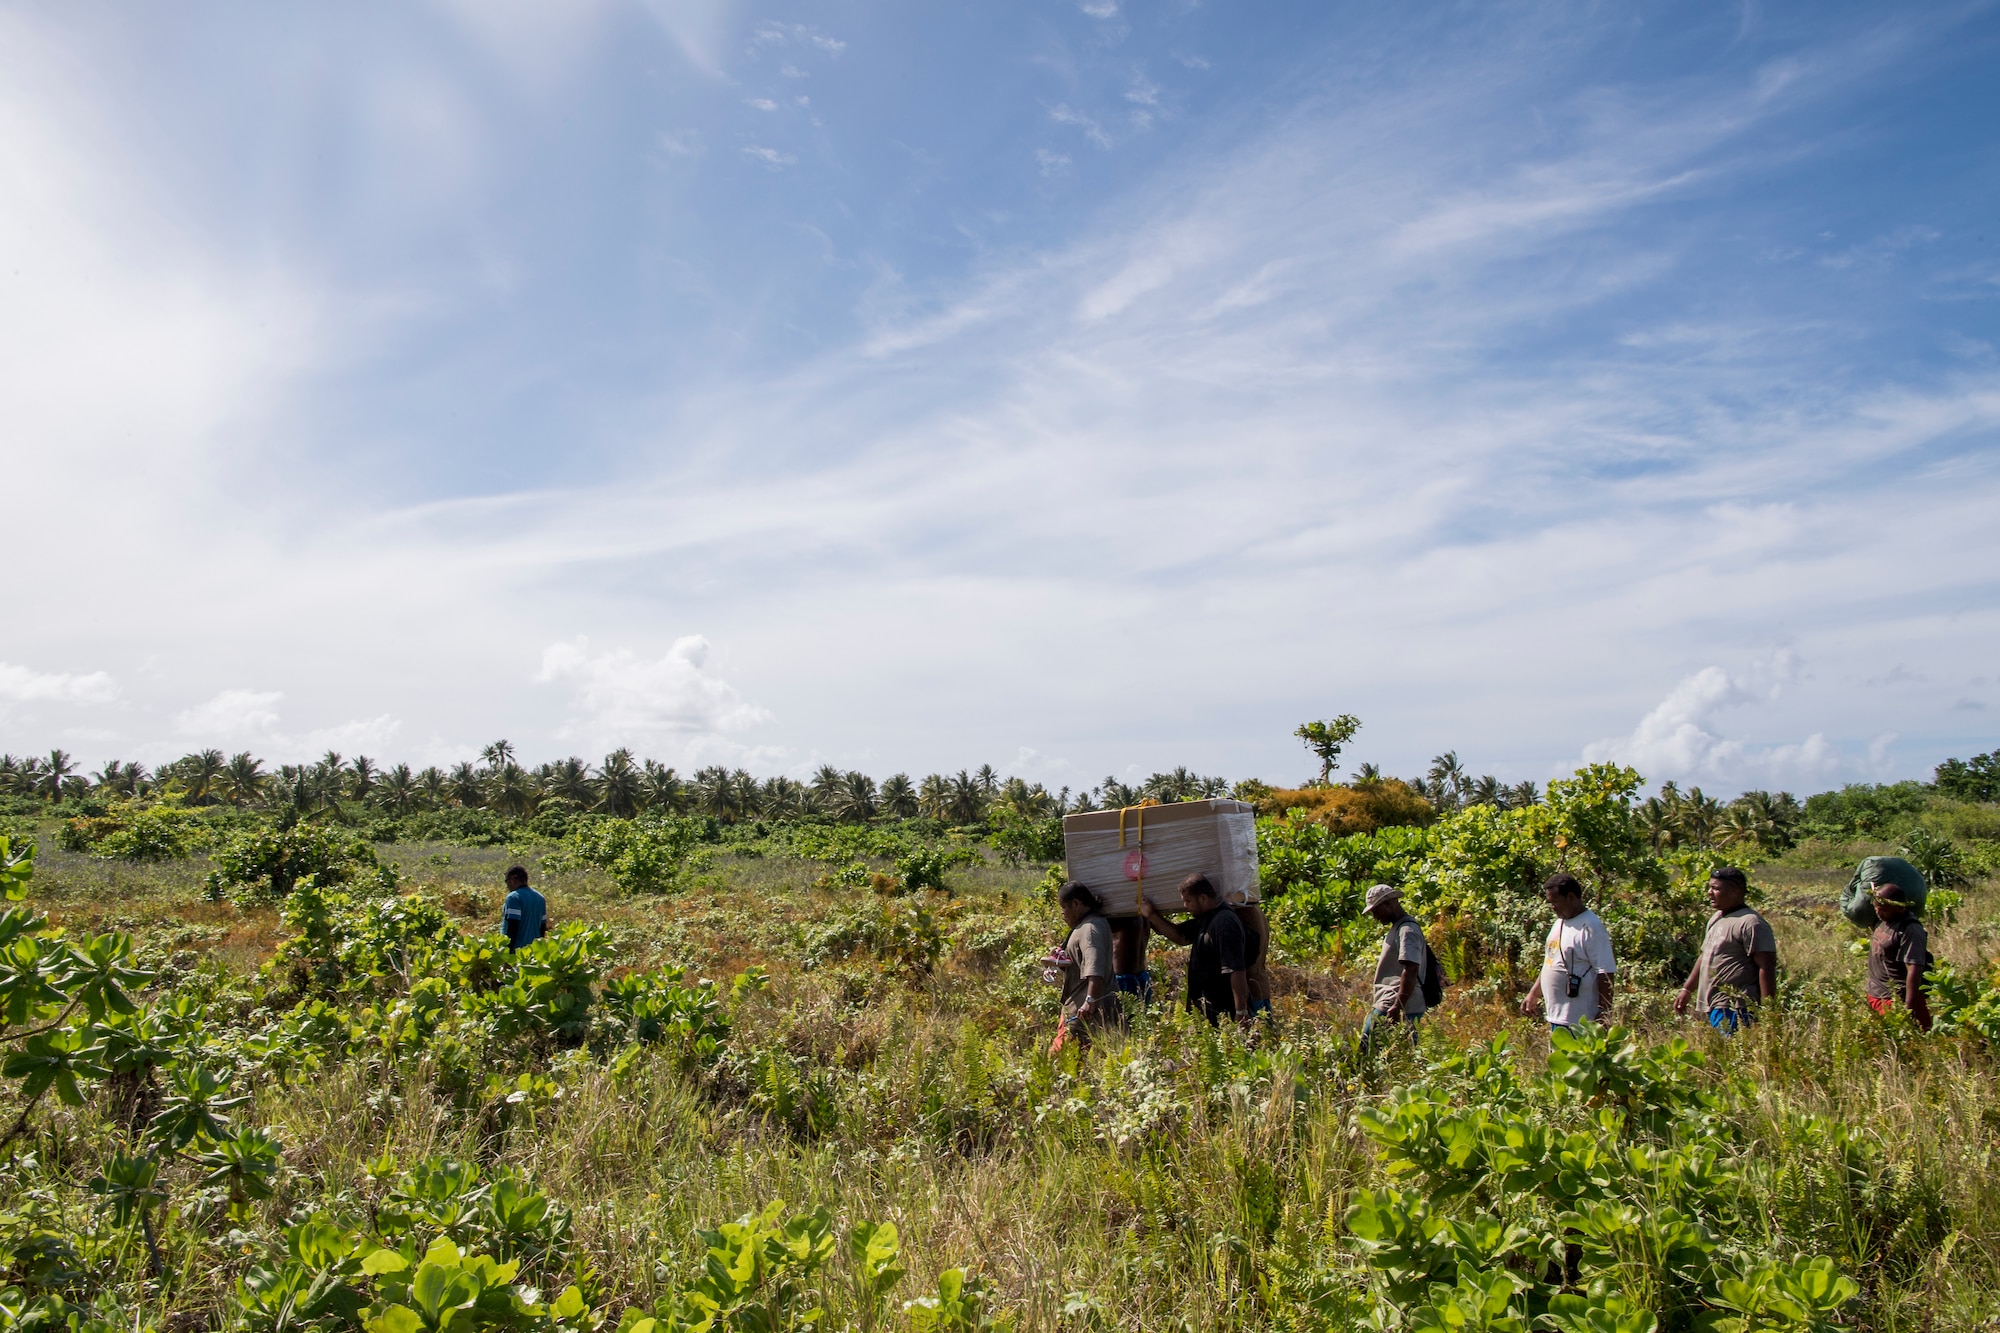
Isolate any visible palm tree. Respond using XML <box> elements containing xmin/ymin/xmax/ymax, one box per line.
<box><xmin>1469</xmin><ymin>775</ymin><xmax>1504</xmax><ymax>808</ymax></box>
<box><xmin>480</xmin><ymin>740</ymin><xmax>516</xmax><ymax>773</ymax></box>
<box><xmin>641</xmin><ymin>761</ymin><xmax>685</xmax><ymax>813</ymax></box>
<box><xmin>549</xmin><ymin>756</ymin><xmax>596</xmax><ymax>807</ymax></box>
<box><xmin>1426</xmin><ymin>752</ymin><xmax>1467</xmax><ymax>812</ymax></box>
<box><xmin>1143</xmin><ymin>768</ymin><xmax>1198</xmax><ymax>804</ymax></box>
<box><xmin>177</xmin><ymin>750</ymin><xmax>225</xmax><ymax>805</ymax></box>
<box><xmin>917</xmin><ymin>774</ymin><xmax>951</xmax><ymax>820</ymax></box>
<box><xmin>597</xmin><ymin>749</ymin><xmax>640</xmax><ymax>817</ymax></box>
<box><xmin>1099</xmin><ymin>775</ymin><xmax>1141</xmax><ymax>809</ymax></box>
<box><xmin>94</xmin><ymin>760</ymin><xmax>149</xmax><ymax>799</ymax></box>
<box><xmin>273</xmin><ymin>765</ymin><xmax>310</xmax><ymax>815</ymax></box>
<box><xmin>1508</xmin><ymin>780</ymin><xmax>1540</xmax><ymax>808</ymax></box>
<box><xmin>1068</xmin><ymin>786</ymin><xmax>1099</xmax><ymax>813</ymax></box>
<box><xmin>1674</xmin><ymin>787</ymin><xmax>1723</xmax><ymax>850</ymax></box>
<box><xmin>762</xmin><ymin>776</ymin><xmax>810</xmax><ymax>819</ymax></box>
<box><xmin>809</xmin><ymin>764</ymin><xmax>845</xmax><ymax>814</ymax></box>
<box><xmin>347</xmin><ymin>756</ymin><xmax>379</xmax><ymax>804</ymax></box>
<box><xmin>879</xmin><ymin>773</ymin><xmax>919</xmax><ymax>819</ymax></box>
<box><xmin>417</xmin><ymin>767</ymin><xmax>449</xmax><ymax>808</ymax></box>
<box><xmin>974</xmin><ymin>764</ymin><xmax>1000</xmax><ymax>797</ymax></box>
<box><xmin>692</xmin><ymin>766</ymin><xmax>739</xmax><ymax>821</ymax></box>
<box><xmin>222</xmin><ymin>753</ymin><xmax>267</xmax><ymax>807</ymax></box>
<box><xmin>488</xmin><ymin>763</ymin><xmax>538</xmax><ymax>818</ymax></box>
<box><xmin>447</xmin><ymin>762</ymin><xmax>485</xmax><ymax>808</ymax></box>
<box><xmin>833</xmin><ymin>771</ymin><xmax>878</xmax><ymax>823</ymax></box>
<box><xmin>376</xmin><ymin>764</ymin><xmax>420</xmax><ymax>814</ymax></box>
<box><xmin>945</xmin><ymin>771</ymin><xmax>985</xmax><ymax>825</ymax></box>
<box><xmin>1353</xmin><ymin>763</ymin><xmax>1384</xmax><ymax>786</ymax></box>
<box><xmin>996</xmin><ymin>776</ymin><xmax>1055</xmax><ymax>819</ymax></box>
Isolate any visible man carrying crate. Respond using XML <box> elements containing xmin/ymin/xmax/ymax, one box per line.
<box><xmin>1140</xmin><ymin>873</ymin><xmax>1252</xmax><ymax>1024</ymax></box>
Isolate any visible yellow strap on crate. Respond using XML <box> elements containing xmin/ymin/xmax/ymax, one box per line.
<box><xmin>1117</xmin><ymin>804</ymin><xmax>1146</xmax><ymax>910</ymax></box>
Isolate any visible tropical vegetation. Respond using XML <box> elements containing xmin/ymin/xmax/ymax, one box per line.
<box><xmin>0</xmin><ymin>728</ymin><xmax>1995</xmax><ymax>1329</ymax></box>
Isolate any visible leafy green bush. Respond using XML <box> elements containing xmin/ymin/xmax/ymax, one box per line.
<box><xmin>549</xmin><ymin>814</ymin><xmax>713</xmax><ymax>893</ymax></box>
<box><xmin>1898</xmin><ymin>825</ymin><xmax>1970</xmax><ymax>888</ymax></box>
<box><xmin>59</xmin><ymin>800</ymin><xmax>224</xmax><ymax>861</ymax></box>
<box><xmin>986</xmin><ymin>809</ymin><xmax>1062</xmax><ymax>866</ymax></box>
<box><xmin>1798</xmin><ymin>782</ymin><xmax>1931</xmax><ymax>842</ymax></box>
<box><xmin>1348</xmin><ymin>1026</ymin><xmax>1867</xmax><ymax>1329</ymax></box>
<box><xmin>206</xmin><ymin>821</ymin><xmax>396</xmax><ymax>901</ymax></box>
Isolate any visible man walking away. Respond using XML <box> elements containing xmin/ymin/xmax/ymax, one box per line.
<box><xmin>501</xmin><ymin>865</ymin><xmax>548</xmax><ymax>952</ymax></box>
<box><xmin>1140</xmin><ymin>873</ymin><xmax>1251</xmax><ymax>1024</ymax></box>
<box><xmin>1522</xmin><ymin>873</ymin><xmax>1616</xmax><ymax>1031</ymax></box>
<box><xmin>1052</xmin><ymin>882</ymin><xmax>1119</xmax><ymax>1052</ymax></box>
<box><xmin>1866</xmin><ymin>882</ymin><xmax>1932</xmax><ymax>1031</ymax></box>
<box><xmin>1364</xmin><ymin>885</ymin><xmax>1428</xmax><ymax>1043</ymax></box>
<box><xmin>1674</xmin><ymin>866</ymin><xmax>1776</xmax><ymax>1034</ymax></box>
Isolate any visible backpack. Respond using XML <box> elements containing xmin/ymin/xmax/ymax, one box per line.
<box><xmin>1420</xmin><ymin>943</ymin><xmax>1446</xmax><ymax>1008</ymax></box>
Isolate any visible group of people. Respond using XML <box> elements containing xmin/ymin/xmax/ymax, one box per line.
<box><xmin>1050</xmin><ymin>872</ymin><xmax>1274</xmax><ymax>1049</ymax></box>
<box><xmin>1050</xmin><ymin>862</ymin><xmax>1938</xmax><ymax>1044</ymax></box>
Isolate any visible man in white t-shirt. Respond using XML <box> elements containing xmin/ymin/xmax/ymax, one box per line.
<box><xmin>1519</xmin><ymin>872</ymin><xmax>1616</xmax><ymax>1029</ymax></box>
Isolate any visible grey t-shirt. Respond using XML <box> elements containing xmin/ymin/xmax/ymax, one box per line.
<box><xmin>1697</xmin><ymin>907</ymin><xmax>1777</xmax><ymax>1011</ymax></box>
<box><xmin>1372</xmin><ymin>916</ymin><xmax>1429</xmax><ymax>1017</ymax></box>
<box><xmin>1061</xmin><ymin>915</ymin><xmax>1117</xmax><ymax>1020</ymax></box>
<box><xmin>1866</xmin><ymin>916</ymin><xmax>1928</xmax><ymax>1002</ymax></box>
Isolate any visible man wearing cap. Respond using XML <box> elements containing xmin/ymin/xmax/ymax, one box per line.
<box><xmin>1673</xmin><ymin>866</ymin><xmax>1776</xmax><ymax>1034</ymax></box>
<box><xmin>1363</xmin><ymin>884</ymin><xmax>1429</xmax><ymax>1040</ymax></box>
<box><xmin>1866</xmin><ymin>882</ymin><xmax>1932</xmax><ymax>1031</ymax></box>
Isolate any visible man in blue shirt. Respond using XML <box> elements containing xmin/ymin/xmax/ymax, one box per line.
<box><xmin>501</xmin><ymin>865</ymin><xmax>547</xmax><ymax>951</ymax></box>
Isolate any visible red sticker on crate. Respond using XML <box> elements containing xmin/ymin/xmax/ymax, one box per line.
<box><xmin>1123</xmin><ymin>850</ymin><xmax>1148</xmax><ymax>881</ymax></box>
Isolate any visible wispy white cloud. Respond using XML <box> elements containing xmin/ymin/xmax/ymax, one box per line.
<box><xmin>1</xmin><ymin>2</ymin><xmax>1994</xmax><ymax>792</ymax></box>
<box><xmin>1048</xmin><ymin>103</ymin><xmax>1112</xmax><ymax>148</ymax></box>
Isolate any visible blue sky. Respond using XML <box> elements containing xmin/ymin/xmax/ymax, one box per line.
<box><xmin>2</xmin><ymin>0</ymin><xmax>1997</xmax><ymax>796</ymax></box>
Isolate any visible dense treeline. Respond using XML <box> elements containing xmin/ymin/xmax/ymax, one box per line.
<box><xmin>4</xmin><ymin>742</ymin><xmax>1996</xmax><ymax>854</ymax></box>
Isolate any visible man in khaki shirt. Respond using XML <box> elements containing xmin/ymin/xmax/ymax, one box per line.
<box><xmin>1674</xmin><ymin>866</ymin><xmax>1776</xmax><ymax>1034</ymax></box>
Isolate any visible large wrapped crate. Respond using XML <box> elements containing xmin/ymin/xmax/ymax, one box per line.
<box><xmin>1062</xmin><ymin>799</ymin><xmax>1260</xmax><ymax>917</ymax></box>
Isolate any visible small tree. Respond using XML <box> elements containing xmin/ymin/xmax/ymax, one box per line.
<box><xmin>1295</xmin><ymin>716</ymin><xmax>1361</xmax><ymax>786</ymax></box>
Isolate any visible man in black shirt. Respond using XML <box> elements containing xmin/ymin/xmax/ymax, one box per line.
<box><xmin>1139</xmin><ymin>873</ymin><xmax>1251</xmax><ymax>1023</ymax></box>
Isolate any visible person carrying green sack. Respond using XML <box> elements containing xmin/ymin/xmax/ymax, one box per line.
<box><xmin>1865</xmin><ymin>882</ymin><xmax>1932</xmax><ymax>1031</ymax></box>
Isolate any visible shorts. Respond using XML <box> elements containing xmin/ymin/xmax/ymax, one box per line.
<box><xmin>1707</xmin><ymin>1007</ymin><xmax>1752</xmax><ymax>1035</ymax></box>
<box><xmin>1248</xmin><ymin>997</ymin><xmax>1273</xmax><ymax>1018</ymax></box>
<box><xmin>1866</xmin><ymin>994</ymin><xmax>1895</xmax><ymax>1018</ymax></box>
<box><xmin>1114</xmin><ymin>971</ymin><xmax>1153</xmax><ymax>1003</ymax></box>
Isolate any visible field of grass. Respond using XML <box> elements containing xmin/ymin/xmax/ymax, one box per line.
<box><xmin>5</xmin><ymin>820</ymin><xmax>2000</xmax><ymax>1332</ymax></box>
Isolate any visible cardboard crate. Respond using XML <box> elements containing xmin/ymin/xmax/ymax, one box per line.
<box><xmin>1061</xmin><ymin>798</ymin><xmax>1260</xmax><ymax>917</ymax></box>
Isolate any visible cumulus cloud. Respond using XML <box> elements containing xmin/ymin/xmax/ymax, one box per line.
<box><xmin>171</xmin><ymin>689</ymin><xmax>400</xmax><ymax>759</ymax></box>
<box><xmin>536</xmin><ymin>636</ymin><xmax>772</xmax><ymax>753</ymax></box>
<box><xmin>1583</xmin><ymin>656</ymin><xmax>1841</xmax><ymax>791</ymax></box>
<box><xmin>175</xmin><ymin>689</ymin><xmax>283</xmax><ymax>740</ymax></box>
<box><xmin>0</xmin><ymin>662</ymin><xmax>116</xmax><ymax>704</ymax></box>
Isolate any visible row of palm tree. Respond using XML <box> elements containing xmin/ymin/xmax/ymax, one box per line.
<box><xmin>1636</xmin><ymin>783</ymin><xmax>1801</xmax><ymax>853</ymax></box>
<box><xmin>1</xmin><ymin>743</ymin><xmax>1235</xmax><ymax>827</ymax></box>
<box><xmin>1353</xmin><ymin>752</ymin><xmax>1543</xmax><ymax>811</ymax></box>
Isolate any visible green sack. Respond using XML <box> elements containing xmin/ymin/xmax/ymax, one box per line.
<box><xmin>1840</xmin><ymin>856</ymin><xmax>1928</xmax><ymax>928</ymax></box>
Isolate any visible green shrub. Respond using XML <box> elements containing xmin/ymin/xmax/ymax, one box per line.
<box><xmin>206</xmin><ymin>821</ymin><xmax>395</xmax><ymax>901</ymax></box>
<box><xmin>548</xmin><ymin>814</ymin><xmax>713</xmax><ymax>893</ymax></box>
